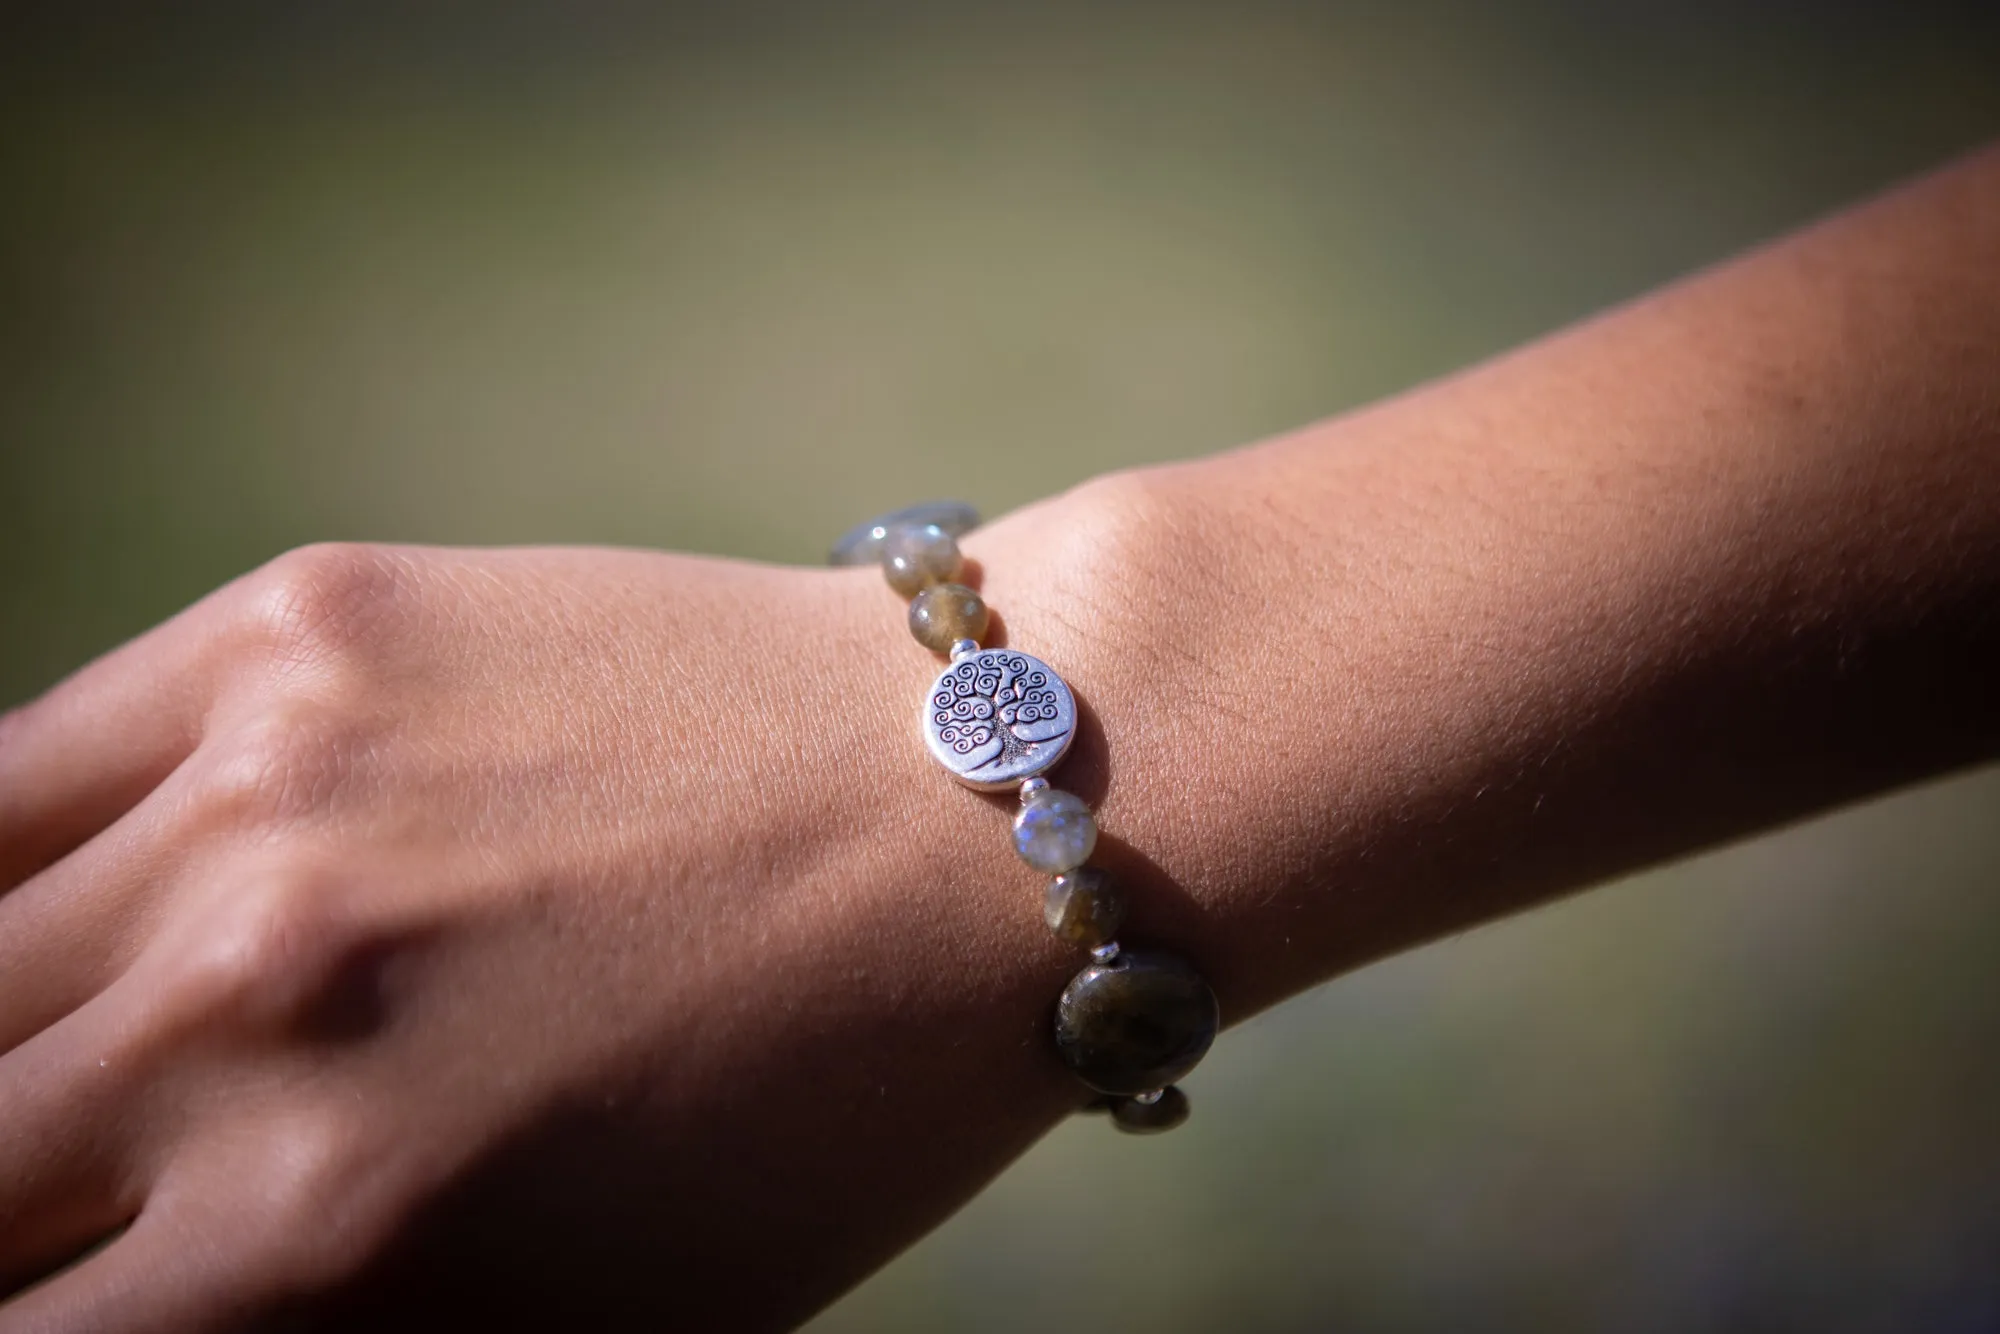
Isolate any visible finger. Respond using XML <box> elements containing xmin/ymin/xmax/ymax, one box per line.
<box><xmin>0</xmin><ymin>998</ymin><xmax>145</xmax><ymax>1296</ymax></box>
<box><xmin>0</xmin><ymin>608</ymin><xmax>226</xmax><ymax>892</ymax></box>
<box><xmin>0</xmin><ymin>1207</ymin><xmax>226</xmax><ymax>1334</ymax></box>
<box><xmin>0</xmin><ymin>778</ymin><xmax>194</xmax><ymax>1057</ymax></box>
<box><xmin>0</xmin><ymin>1120</ymin><xmax>366</xmax><ymax>1334</ymax></box>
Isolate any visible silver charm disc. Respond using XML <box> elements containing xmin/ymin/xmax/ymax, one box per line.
<box><xmin>921</xmin><ymin>648</ymin><xmax>1077</xmax><ymax>791</ymax></box>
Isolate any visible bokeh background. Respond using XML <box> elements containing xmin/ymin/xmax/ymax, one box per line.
<box><xmin>5</xmin><ymin>4</ymin><xmax>2000</xmax><ymax>1330</ymax></box>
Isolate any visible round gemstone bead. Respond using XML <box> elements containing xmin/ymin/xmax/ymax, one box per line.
<box><xmin>880</xmin><ymin>523</ymin><xmax>963</xmax><ymax>597</ymax></box>
<box><xmin>1111</xmin><ymin>1085</ymin><xmax>1190</xmax><ymax>1134</ymax></box>
<box><xmin>828</xmin><ymin>501</ymin><xmax>979</xmax><ymax>567</ymax></box>
<box><xmin>907</xmin><ymin>583</ymin><xmax>989</xmax><ymax>653</ymax></box>
<box><xmin>1044</xmin><ymin>867</ymin><xmax>1124</xmax><ymax>947</ymax></box>
<box><xmin>1054</xmin><ymin>949</ymin><xmax>1220</xmax><ymax>1095</ymax></box>
<box><xmin>1012</xmin><ymin>789</ymin><xmax>1097</xmax><ymax>874</ymax></box>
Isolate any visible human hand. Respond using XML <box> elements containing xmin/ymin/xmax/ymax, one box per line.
<box><xmin>0</xmin><ymin>533</ymin><xmax>1109</xmax><ymax>1331</ymax></box>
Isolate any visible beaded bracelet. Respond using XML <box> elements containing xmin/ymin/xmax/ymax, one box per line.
<box><xmin>831</xmin><ymin>502</ymin><xmax>1220</xmax><ymax>1134</ymax></box>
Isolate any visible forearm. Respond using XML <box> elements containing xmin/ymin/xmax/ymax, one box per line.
<box><xmin>710</xmin><ymin>143</ymin><xmax>2000</xmax><ymax>1325</ymax></box>
<box><xmin>970</xmin><ymin>146</ymin><xmax>2000</xmax><ymax>1027</ymax></box>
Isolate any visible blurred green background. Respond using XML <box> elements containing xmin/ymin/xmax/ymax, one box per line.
<box><xmin>5</xmin><ymin>5</ymin><xmax>1999</xmax><ymax>1330</ymax></box>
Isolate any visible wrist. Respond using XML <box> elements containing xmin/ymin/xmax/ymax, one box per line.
<box><xmin>823</xmin><ymin>483</ymin><xmax>1237</xmax><ymax>1129</ymax></box>
<box><xmin>962</xmin><ymin>468</ymin><xmax>1312</xmax><ymax>1022</ymax></box>
<box><xmin>965</xmin><ymin>442</ymin><xmax>1532</xmax><ymax>1022</ymax></box>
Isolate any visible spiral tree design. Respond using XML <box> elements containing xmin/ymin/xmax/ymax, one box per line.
<box><xmin>926</xmin><ymin>650</ymin><xmax>1074</xmax><ymax>785</ymax></box>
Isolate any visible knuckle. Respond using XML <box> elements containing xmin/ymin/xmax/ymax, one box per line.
<box><xmin>193</xmin><ymin>703</ymin><xmax>358</xmax><ymax>830</ymax></box>
<box><xmin>0</xmin><ymin>688</ymin><xmax>64</xmax><ymax>786</ymax></box>
<box><xmin>0</xmin><ymin>706</ymin><xmax>26</xmax><ymax>821</ymax></box>
<box><xmin>254</xmin><ymin>1112</ymin><xmax>384</xmax><ymax>1279</ymax></box>
<box><xmin>242</xmin><ymin>542</ymin><xmax>406</xmax><ymax>669</ymax></box>
<box><xmin>160</xmin><ymin>864</ymin><xmax>352</xmax><ymax>1030</ymax></box>
<box><xmin>197</xmin><ymin>1106</ymin><xmax>395</xmax><ymax>1298</ymax></box>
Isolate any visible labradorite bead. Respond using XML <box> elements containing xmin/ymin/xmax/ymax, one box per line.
<box><xmin>1013</xmin><ymin>790</ymin><xmax>1097</xmax><ymax>874</ymax></box>
<box><xmin>908</xmin><ymin>583</ymin><xmax>989</xmax><ymax>653</ymax></box>
<box><xmin>828</xmin><ymin>501</ymin><xmax>980</xmax><ymax>567</ymax></box>
<box><xmin>1054</xmin><ymin>949</ymin><xmax>1220</xmax><ymax>1095</ymax></box>
<box><xmin>881</xmin><ymin>523</ymin><xmax>963</xmax><ymax>597</ymax></box>
<box><xmin>1111</xmin><ymin>1085</ymin><xmax>1190</xmax><ymax>1134</ymax></box>
<box><xmin>1044</xmin><ymin>867</ymin><xmax>1124</xmax><ymax>947</ymax></box>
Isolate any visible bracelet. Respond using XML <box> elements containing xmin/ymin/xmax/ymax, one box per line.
<box><xmin>832</xmin><ymin>502</ymin><xmax>1220</xmax><ymax>1134</ymax></box>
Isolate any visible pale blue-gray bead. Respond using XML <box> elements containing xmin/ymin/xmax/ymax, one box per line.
<box><xmin>881</xmin><ymin>522</ymin><xmax>963</xmax><ymax>596</ymax></box>
<box><xmin>827</xmin><ymin>501</ymin><xmax>980</xmax><ymax>566</ymax></box>
<box><xmin>1012</xmin><ymin>789</ymin><xmax>1097</xmax><ymax>874</ymax></box>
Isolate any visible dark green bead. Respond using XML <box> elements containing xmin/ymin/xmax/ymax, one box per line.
<box><xmin>1044</xmin><ymin>868</ymin><xmax>1124</xmax><ymax>947</ymax></box>
<box><xmin>1054</xmin><ymin>949</ymin><xmax>1219</xmax><ymax>1096</ymax></box>
<box><xmin>1111</xmin><ymin>1085</ymin><xmax>1190</xmax><ymax>1134</ymax></box>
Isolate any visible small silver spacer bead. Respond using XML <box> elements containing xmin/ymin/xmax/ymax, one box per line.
<box><xmin>1133</xmin><ymin>1088</ymin><xmax>1164</xmax><ymax>1105</ymax></box>
<box><xmin>1018</xmin><ymin>776</ymin><xmax>1051</xmax><ymax>803</ymax></box>
<box><xmin>948</xmin><ymin>637</ymin><xmax>980</xmax><ymax>661</ymax></box>
<box><xmin>1090</xmin><ymin>940</ymin><xmax>1121</xmax><ymax>964</ymax></box>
